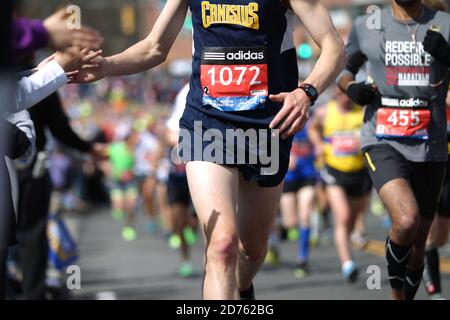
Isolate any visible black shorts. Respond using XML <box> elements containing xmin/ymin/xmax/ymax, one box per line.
<box><xmin>179</xmin><ymin>105</ymin><xmax>292</xmax><ymax>188</ymax></box>
<box><xmin>363</xmin><ymin>144</ymin><xmax>446</xmax><ymax>220</ymax></box>
<box><xmin>320</xmin><ymin>165</ymin><xmax>372</xmax><ymax>198</ymax></box>
<box><xmin>282</xmin><ymin>178</ymin><xmax>316</xmax><ymax>193</ymax></box>
<box><xmin>167</xmin><ymin>173</ymin><xmax>191</xmax><ymax>206</ymax></box>
<box><xmin>438</xmin><ymin>160</ymin><xmax>450</xmax><ymax>218</ymax></box>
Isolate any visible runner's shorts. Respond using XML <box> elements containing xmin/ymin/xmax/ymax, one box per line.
<box><xmin>363</xmin><ymin>144</ymin><xmax>446</xmax><ymax>220</ymax></box>
<box><xmin>179</xmin><ymin>105</ymin><xmax>292</xmax><ymax>188</ymax></box>
<box><xmin>167</xmin><ymin>173</ymin><xmax>191</xmax><ymax>205</ymax></box>
<box><xmin>110</xmin><ymin>180</ymin><xmax>138</xmax><ymax>198</ymax></box>
<box><xmin>282</xmin><ymin>178</ymin><xmax>316</xmax><ymax>193</ymax></box>
<box><xmin>320</xmin><ymin>165</ymin><xmax>372</xmax><ymax>198</ymax></box>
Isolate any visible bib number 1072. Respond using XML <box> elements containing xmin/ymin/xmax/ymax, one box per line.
<box><xmin>206</xmin><ymin>66</ymin><xmax>262</xmax><ymax>86</ymax></box>
<box><xmin>200</xmin><ymin>46</ymin><xmax>268</xmax><ymax>111</ymax></box>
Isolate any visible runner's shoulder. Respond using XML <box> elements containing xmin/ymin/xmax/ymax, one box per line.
<box><xmin>350</xmin><ymin>13</ymin><xmax>374</xmax><ymax>37</ymax></box>
<box><xmin>431</xmin><ymin>9</ymin><xmax>450</xmax><ymax>27</ymax></box>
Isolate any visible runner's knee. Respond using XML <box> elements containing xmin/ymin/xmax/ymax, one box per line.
<box><xmin>392</xmin><ymin>214</ymin><xmax>418</xmax><ymax>242</ymax></box>
<box><xmin>207</xmin><ymin>233</ymin><xmax>239</xmax><ymax>264</ymax></box>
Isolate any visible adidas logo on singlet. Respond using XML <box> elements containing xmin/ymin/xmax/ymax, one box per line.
<box><xmin>203</xmin><ymin>49</ymin><xmax>265</xmax><ymax>62</ymax></box>
<box><xmin>381</xmin><ymin>97</ymin><xmax>429</xmax><ymax>108</ymax></box>
<box><xmin>226</xmin><ymin>50</ymin><xmax>264</xmax><ymax>61</ymax></box>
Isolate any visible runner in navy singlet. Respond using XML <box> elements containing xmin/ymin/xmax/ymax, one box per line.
<box><xmin>74</xmin><ymin>0</ymin><xmax>345</xmax><ymax>300</ymax></box>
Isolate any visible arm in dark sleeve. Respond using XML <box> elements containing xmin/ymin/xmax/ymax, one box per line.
<box><xmin>11</xmin><ymin>18</ymin><xmax>49</xmax><ymax>55</ymax></box>
<box><xmin>44</xmin><ymin>93</ymin><xmax>92</xmax><ymax>153</ymax></box>
<box><xmin>1</xmin><ymin>119</ymin><xmax>31</xmax><ymax>160</ymax></box>
<box><xmin>345</xmin><ymin>21</ymin><xmax>367</xmax><ymax>75</ymax></box>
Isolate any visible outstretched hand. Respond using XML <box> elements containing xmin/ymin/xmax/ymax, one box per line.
<box><xmin>43</xmin><ymin>8</ymin><xmax>103</xmax><ymax>50</ymax></box>
<box><xmin>55</xmin><ymin>47</ymin><xmax>103</xmax><ymax>74</ymax></box>
<box><xmin>69</xmin><ymin>55</ymin><xmax>107</xmax><ymax>83</ymax></box>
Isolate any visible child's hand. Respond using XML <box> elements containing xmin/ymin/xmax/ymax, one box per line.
<box><xmin>54</xmin><ymin>47</ymin><xmax>103</xmax><ymax>73</ymax></box>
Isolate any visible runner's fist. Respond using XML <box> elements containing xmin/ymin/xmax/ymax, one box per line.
<box><xmin>423</xmin><ymin>30</ymin><xmax>450</xmax><ymax>67</ymax></box>
<box><xmin>345</xmin><ymin>81</ymin><xmax>376</xmax><ymax>106</ymax></box>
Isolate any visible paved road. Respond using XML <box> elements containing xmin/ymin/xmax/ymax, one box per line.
<box><xmin>68</xmin><ymin>208</ymin><xmax>450</xmax><ymax>300</ymax></box>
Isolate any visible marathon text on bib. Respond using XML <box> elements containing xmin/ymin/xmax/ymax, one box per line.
<box><xmin>200</xmin><ymin>47</ymin><xmax>268</xmax><ymax>111</ymax></box>
<box><xmin>375</xmin><ymin>97</ymin><xmax>431</xmax><ymax>140</ymax></box>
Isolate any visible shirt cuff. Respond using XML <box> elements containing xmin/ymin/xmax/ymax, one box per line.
<box><xmin>45</xmin><ymin>60</ymin><xmax>69</xmax><ymax>85</ymax></box>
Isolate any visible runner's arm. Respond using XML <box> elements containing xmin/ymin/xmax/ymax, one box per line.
<box><xmin>337</xmin><ymin>18</ymin><xmax>367</xmax><ymax>92</ymax></box>
<box><xmin>307</xmin><ymin>106</ymin><xmax>325</xmax><ymax>149</ymax></box>
<box><xmin>269</xmin><ymin>0</ymin><xmax>345</xmax><ymax>137</ymax></box>
<box><xmin>75</xmin><ymin>0</ymin><xmax>188</xmax><ymax>82</ymax></box>
<box><xmin>336</xmin><ymin>19</ymin><xmax>376</xmax><ymax>105</ymax></box>
<box><xmin>290</xmin><ymin>0</ymin><xmax>345</xmax><ymax>93</ymax></box>
<box><xmin>307</xmin><ymin>105</ymin><xmax>326</xmax><ymax>163</ymax></box>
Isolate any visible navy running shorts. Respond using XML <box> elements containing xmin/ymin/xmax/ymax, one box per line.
<box><xmin>179</xmin><ymin>105</ymin><xmax>292</xmax><ymax>188</ymax></box>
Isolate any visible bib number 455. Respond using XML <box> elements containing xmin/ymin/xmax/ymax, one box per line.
<box><xmin>386</xmin><ymin>110</ymin><xmax>420</xmax><ymax>127</ymax></box>
<box><xmin>376</xmin><ymin>108</ymin><xmax>430</xmax><ymax>140</ymax></box>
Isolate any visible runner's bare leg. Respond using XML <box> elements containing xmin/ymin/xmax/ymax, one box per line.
<box><xmin>187</xmin><ymin>161</ymin><xmax>240</xmax><ymax>299</ymax></box>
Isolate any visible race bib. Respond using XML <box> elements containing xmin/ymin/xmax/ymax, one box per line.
<box><xmin>330</xmin><ymin>133</ymin><xmax>360</xmax><ymax>156</ymax></box>
<box><xmin>375</xmin><ymin>97</ymin><xmax>430</xmax><ymax>140</ymax></box>
<box><xmin>200</xmin><ymin>47</ymin><xmax>268</xmax><ymax>111</ymax></box>
<box><xmin>291</xmin><ymin>141</ymin><xmax>313</xmax><ymax>158</ymax></box>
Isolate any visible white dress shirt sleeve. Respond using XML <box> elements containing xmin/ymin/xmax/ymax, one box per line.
<box><xmin>15</xmin><ymin>60</ymin><xmax>68</xmax><ymax>111</ymax></box>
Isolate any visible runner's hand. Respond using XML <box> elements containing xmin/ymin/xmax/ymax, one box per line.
<box><xmin>269</xmin><ymin>89</ymin><xmax>311</xmax><ymax>139</ymax></box>
<box><xmin>70</xmin><ymin>55</ymin><xmax>106</xmax><ymax>83</ymax></box>
<box><xmin>424</xmin><ymin>30</ymin><xmax>450</xmax><ymax>67</ymax></box>
<box><xmin>345</xmin><ymin>81</ymin><xmax>376</xmax><ymax>106</ymax></box>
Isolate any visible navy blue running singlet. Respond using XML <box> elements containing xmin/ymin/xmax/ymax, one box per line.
<box><xmin>179</xmin><ymin>0</ymin><xmax>298</xmax><ymax>187</ymax></box>
<box><xmin>185</xmin><ymin>0</ymin><xmax>299</xmax><ymax>126</ymax></box>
